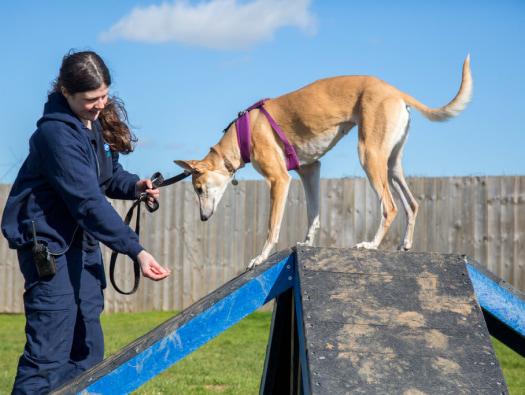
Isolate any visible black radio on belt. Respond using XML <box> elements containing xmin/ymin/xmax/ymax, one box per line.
<box><xmin>31</xmin><ymin>221</ymin><xmax>56</xmax><ymax>278</ymax></box>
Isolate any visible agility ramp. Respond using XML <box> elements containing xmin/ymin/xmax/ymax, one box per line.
<box><xmin>285</xmin><ymin>247</ymin><xmax>514</xmax><ymax>394</ymax></box>
<box><xmin>53</xmin><ymin>246</ymin><xmax>524</xmax><ymax>394</ymax></box>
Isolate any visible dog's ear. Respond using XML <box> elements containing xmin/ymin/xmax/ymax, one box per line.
<box><xmin>174</xmin><ymin>160</ymin><xmax>199</xmax><ymax>173</ymax></box>
<box><xmin>174</xmin><ymin>159</ymin><xmax>210</xmax><ymax>175</ymax></box>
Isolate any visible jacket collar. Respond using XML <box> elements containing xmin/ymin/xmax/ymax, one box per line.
<box><xmin>37</xmin><ymin>91</ymin><xmax>86</xmax><ymax>131</ymax></box>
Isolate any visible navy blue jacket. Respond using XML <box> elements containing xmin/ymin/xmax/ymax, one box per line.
<box><xmin>1</xmin><ymin>92</ymin><xmax>143</xmax><ymax>259</ymax></box>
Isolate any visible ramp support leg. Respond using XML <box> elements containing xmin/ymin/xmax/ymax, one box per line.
<box><xmin>260</xmin><ymin>288</ymin><xmax>303</xmax><ymax>394</ymax></box>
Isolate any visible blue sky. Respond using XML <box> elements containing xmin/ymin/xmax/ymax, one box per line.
<box><xmin>0</xmin><ymin>0</ymin><xmax>524</xmax><ymax>182</ymax></box>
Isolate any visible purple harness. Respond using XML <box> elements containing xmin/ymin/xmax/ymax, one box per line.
<box><xmin>235</xmin><ymin>99</ymin><xmax>300</xmax><ymax>171</ymax></box>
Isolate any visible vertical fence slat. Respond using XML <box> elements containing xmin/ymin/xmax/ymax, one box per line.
<box><xmin>0</xmin><ymin>185</ymin><xmax>10</xmax><ymax>312</ymax></box>
<box><xmin>513</xmin><ymin>177</ymin><xmax>525</xmax><ymax>290</ymax></box>
<box><xmin>434</xmin><ymin>177</ymin><xmax>448</xmax><ymax>253</ymax></box>
<box><xmin>500</xmin><ymin>177</ymin><xmax>514</xmax><ymax>284</ymax></box>
<box><xmin>486</xmin><ymin>177</ymin><xmax>501</xmax><ymax>276</ymax></box>
<box><xmin>353</xmin><ymin>178</ymin><xmax>367</xmax><ymax>246</ymax></box>
<box><xmin>411</xmin><ymin>178</ymin><xmax>425</xmax><ymax>251</ymax></box>
<box><xmin>341</xmin><ymin>179</ymin><xmax>354</xmax><ymax>247</ymax></box>
<box><xmin>473</xmin><ymin>177</ymin><xmax>486</xmax><ymax>267</ymax></box>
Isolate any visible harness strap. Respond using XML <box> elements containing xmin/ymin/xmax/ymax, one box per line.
<box><xmin>235</xmin><ymin>99</ymin><xmax>300</xmax><ymax>171</ymax></box>
<box><xmin>109</xmin><ymin>170</ymin><xmax>190</xmax><ymax>295</ymax></box>
<box><xmin>258</xmin><ymin>105</ymin><xmax>300</xmax><ymax>170</ymax></box>
<box><xmin>235</xmin><ymin>111</ymin><xmax>251</xmax><ymax>164</ymax></box>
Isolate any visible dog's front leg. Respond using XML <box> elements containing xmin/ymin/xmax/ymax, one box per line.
<box><xmin>248</xmin><ymin>174</ymin><xmax>291</xmax><ymax>269</ymax></box>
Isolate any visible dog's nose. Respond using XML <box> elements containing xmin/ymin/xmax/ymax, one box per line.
<box><xmin>201</xmin><ymin>214</ymin><xmax>209</xmax><ymax>221</ymax></box>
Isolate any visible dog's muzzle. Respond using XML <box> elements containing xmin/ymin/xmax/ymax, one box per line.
<box><xmin>199</xmin><ymin>200</ymin><xmax>214</xmax><ymax>221</ymax></box>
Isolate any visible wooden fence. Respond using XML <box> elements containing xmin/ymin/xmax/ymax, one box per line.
<box><xmin>0</xmin><ymin>176</ymin><xmax>523</xmax><ymax>313</ymax></box>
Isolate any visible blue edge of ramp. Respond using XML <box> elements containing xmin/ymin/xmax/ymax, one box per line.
<box><xmin>53</xmin><ymin>249</ymin><xmax>525</xmax><ymax>395</ymax></box>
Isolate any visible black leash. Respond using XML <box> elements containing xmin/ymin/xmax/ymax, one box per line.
<box><xmin>109</xmin><ymin>171</ymin><xmax>191</xmax><ymax>295</ymax></box>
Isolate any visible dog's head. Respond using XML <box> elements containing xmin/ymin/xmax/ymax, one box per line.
<box><xmin>174</xmin><ymin>156</ymin><xmax>233</xmax><ymax>221</ymax></box>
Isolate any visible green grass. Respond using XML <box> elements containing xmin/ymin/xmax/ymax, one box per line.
<box><xmin>491</xmin><ymin>337</ymin><xmax>525</xmax><ymax>395</ymax></box>
<box><xmin>1</xmin><ymin>312</ymin><xmax>524</xmax><ymax>394</ymax></box>
<box><xmin>0</xmin><ymin>311</ymin><xmax>271</xmax><ymax>395</ymax></box>
<box><xmin>101</xmin><ymin>311</ymin><xmax>272</xmax><ymax>394</ymax></box>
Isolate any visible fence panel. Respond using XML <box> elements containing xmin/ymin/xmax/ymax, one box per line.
<box><xmin>0</xmin><ymin>176</ymin><xmax>523</xmax><ymax>313</ymax></box>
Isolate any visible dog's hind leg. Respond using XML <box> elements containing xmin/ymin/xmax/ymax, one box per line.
<box><xmin>355</xmin><ymin>151</ymin><xmax>398</xmax><ymax>249</ymax></box>
<box><xmin>355</xmin><ymin>102</ymin><xmax>401</xmax><ymax>249</ymax></box>
<box><xmin>297</xmin><ymin>160</ymin><xmax>321</xmax><ymax>246</ymax></box>
<box><xmin>388</xmin><ymin>122</ymin><xmax>419</xmax><ymax>250</ymax></box>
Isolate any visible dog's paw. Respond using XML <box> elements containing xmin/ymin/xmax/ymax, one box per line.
<box><xmin>298</xmin><ymin>239</ymin><xmax>314</xmax><ymax>247</ymax></box>
<box><xmin>354</xmin><ymin>241</ymin><xmax>378</xmax><ymax>250</ymax></box>
<box><xmin>247</xmin><ymin>255</ymin><xmax>265</xmax><ymax>270</ymax></box>
<box><xmin>397</xmin><ymin>244</ymin><xmax>412</xmax><ymax>252</ymax></box>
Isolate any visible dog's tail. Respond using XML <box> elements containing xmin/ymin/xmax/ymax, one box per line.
<box><xmin>401</xmin><ymin>55</ymin><xmax>472</xmax><ymax>122</ymax></box>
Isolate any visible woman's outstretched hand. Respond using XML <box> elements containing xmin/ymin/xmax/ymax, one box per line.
<box><xmin>137</xmin><ymin>250</ymin><xmax>171</xmax><ymax>281</ymax></box>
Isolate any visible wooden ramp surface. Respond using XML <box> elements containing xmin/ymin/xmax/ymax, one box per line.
<box><xmin>296</xmin><ymin>246</ymin><xmax>508</xmax><ymax>395</ymax></box>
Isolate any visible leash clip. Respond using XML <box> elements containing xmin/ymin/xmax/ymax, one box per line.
<box><xmin>150</xmin><ymin>171</ymin><xmax>165</xmax><ymax>189</ymax></box>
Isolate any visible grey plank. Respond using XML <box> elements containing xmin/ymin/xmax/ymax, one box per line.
<box><xmin>296</xmin><ymin>246</ymin><xmax>508</xmax><ymax>395</ymax></box>
<box><xmin>306</xmin><ymin>321</ymin><xmax>494</xmax><ymax>358</ymax></box>
<box><xmin>300</xmin><ymin>272</ymin><xmax>479</xmax><ymax>330</ymax></box>
<box><xmin>298</xmin><ymin>246</ymin><xmax>469</xmax><ymax>277</ymax></box>
<box><xmin>309</xmin><ymin>350</ymin><xmax>506</xmax><ymax>395</ymax></box>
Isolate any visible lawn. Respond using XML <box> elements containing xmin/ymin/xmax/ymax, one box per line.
<box><xmin>0</xmin><ymin>312</ymin><xmax>524</xmax><ymax>394</ymax></box>
<box><xmin>0</xmin><ymin>311</ymin><xmax>271</xmax><ymax>395</ymax></box>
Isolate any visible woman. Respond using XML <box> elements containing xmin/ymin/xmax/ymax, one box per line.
<box><xmin>1</xmin><ymin>50</ymin><xmax>171</xmax><ymax>394</ymax></box>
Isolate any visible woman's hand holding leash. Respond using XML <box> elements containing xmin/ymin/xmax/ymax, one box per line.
<box><xmin>136</xmin><ymin>178</ymin><xmax>160</xmax><ymax>205</ymax></box>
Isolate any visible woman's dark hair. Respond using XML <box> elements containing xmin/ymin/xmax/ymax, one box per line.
<box><xmin>52</xmin><ymin>50</ymin><xmax>137</xmax><ymax>154</ymax></box>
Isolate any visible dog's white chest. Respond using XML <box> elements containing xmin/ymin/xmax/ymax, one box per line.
<box><xmin>295</xmin><ymin>123</ymin><xmax>353</xmax><ymax>164</ymax></box>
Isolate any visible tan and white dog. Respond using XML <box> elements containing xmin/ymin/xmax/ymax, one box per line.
<box><xmin>175</xmin><ymin>56</ymin><xmax>472</xmax><ymax>269</ymax></box>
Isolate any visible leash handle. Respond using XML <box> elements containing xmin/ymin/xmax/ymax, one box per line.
<box><xmin>143</xmin><ymin>196</ymin><xmax>159</xmax><ymax>213</ymax></box>
<box><xmin>109</xmin><ymin>199</ymin><xmax>141</xmax><ymax>295</ymax></box>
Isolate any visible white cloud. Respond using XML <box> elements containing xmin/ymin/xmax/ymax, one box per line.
<box><xmin>99</xmin><ymin>0</ymin><xmax>316</xmax><ymax>49</ymax></box>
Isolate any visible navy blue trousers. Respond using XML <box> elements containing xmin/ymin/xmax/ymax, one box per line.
<box><xmin>12</xmin><ymin>246</ymin><xmax>106</xmax><ymax>394</ymax></box>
